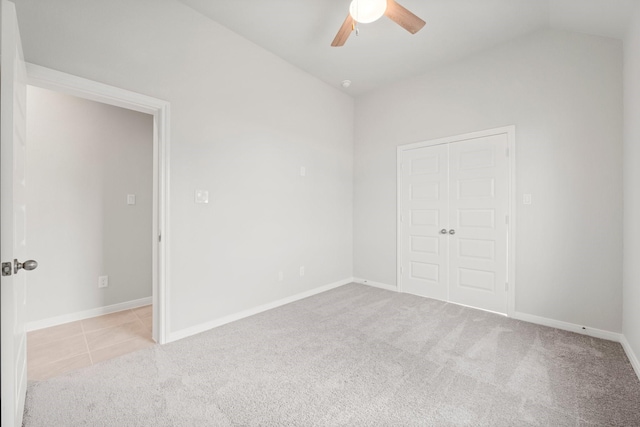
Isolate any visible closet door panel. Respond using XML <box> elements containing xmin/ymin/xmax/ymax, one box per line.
<box><xmin>400</xmin><ymin>144</ymin><xmax>449</xmax><ymax>301</ymax></box>
<box><xmin>448</xmin><ymin>134</ymin><xmax>509</xmax><ymax>313</ymax></box>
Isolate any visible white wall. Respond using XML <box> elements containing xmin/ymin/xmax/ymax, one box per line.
<box><xmin>623</xmin><ymin>4</ymin><xmax>640</xmax><ymax>364</ymax></box>
<box><xmin>25</xmin><ymin>86</ymin><xmax>153</xmax><ymax>322</ymax></box>
<box><xmin>14</xmin><ymin>0</ymin><xmax>354</xmax><ymax>335</ymax></box>
<box><xmin>354</xmin><ymin>29</ymin><xmax>624</xmax><ymax>333</ymax></box>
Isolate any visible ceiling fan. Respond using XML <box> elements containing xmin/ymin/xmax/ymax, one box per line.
<box><xmin>331</xmin><ymin>0</ymin><xmax>426</xmax><ymax>47</ymax></box>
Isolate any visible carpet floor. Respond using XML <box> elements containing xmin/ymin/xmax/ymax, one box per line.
<box><xmin>23</xmin><ymin>283</ymin><xmax>640</xmax><ymax>426</ymax></box>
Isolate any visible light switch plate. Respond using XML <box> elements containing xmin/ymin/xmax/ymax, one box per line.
<box><xmin>127</xmin><ymin>194</ymin><xmax>136</xmax><ymax>205</ymax></box>
<box><xmin>195</xmin><ymin>190</ymin><xmax>209</xmax><ymax>204</ymax></box>
<box><xmin>523</xmin><ymin>194</ymin><xmax>532</xmax><ymax>205</ymax></box>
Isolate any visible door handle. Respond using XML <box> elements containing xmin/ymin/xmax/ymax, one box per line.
<box><xmin>14</xmin><ymin>259</ymin><xmax>38</xmax><ymax>274</ymax></box>
<box><xmin>440</xmin><ymin>229</ymin><xmax>447</xmax><ymax>234</ymax></box>
<box><xmin>449</xmin><ymin>229</ymin><xmax>456</xmax><ymax>235</ymax></box>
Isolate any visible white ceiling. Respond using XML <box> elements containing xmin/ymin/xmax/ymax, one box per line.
<box><xmin>178</xmin><ymin>0</ymin><xmax>637</xmax><ymax>96</ymax></box>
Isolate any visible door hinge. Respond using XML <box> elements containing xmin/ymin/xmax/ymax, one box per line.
<box><xmin>505</xmin><ymin>282</ymin><xmax>509</xmax><ymax>291</ymax></box>
<box><xmin>400</xmin><ymin>214</ymin><xmax>404</xmax><ymax>223</ymax></box>
<box><xmin>2</xmin><ymin>262</ymin><xmax>12</xmax><ymax>276</ymax></box>
<box><xmin>158</xmin><ymin>234</ymin><xmax>162</xmax><ymax>243</ymax></box>
<box><xmin>505</xmin><ymin>147</ymin><xmax>510</xmax><ymax>157</ymax></box>
<box><xmin>400</xmin><ymin>266</ymin><xmax>404</xmax><ymax>275</ymax></box>
<box><xmin>505</xmin><ymin>215</ymin><xmax>509</xmax><ymax>225</ymax></box>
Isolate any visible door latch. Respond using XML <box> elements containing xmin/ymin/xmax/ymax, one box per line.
<box><xmin>2</xmin><ymin>262</ymin><xmax>12</xmax><ymax>276</ymax></box>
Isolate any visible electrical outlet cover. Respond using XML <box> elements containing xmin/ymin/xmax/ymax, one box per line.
<box><xmin>98</xmin><ymin>275</ymin><xmax>109</xmax><ymax>288</ymax></box>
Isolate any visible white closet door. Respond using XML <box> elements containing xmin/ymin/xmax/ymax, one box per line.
<box><xmin>400</xmin><ymin>144</ymin><xmax>449</xmax><ymax>301</ymax></box>
<box><xmin>448</xmin><ymin>134</ymin><xmax>509</xmax><ymax>313</ymax></box>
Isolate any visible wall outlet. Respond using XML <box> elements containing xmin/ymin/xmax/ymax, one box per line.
<box><xmin>299</xmin><ymin>266</ymin><xmax>305</xmax><ymax>277</ymax></box>
<box><xmin>98</xmin><ymin>275</ymin><xmax>109</xmax><ymax>288</ymax></box>
<box><xmin>278</xmin><ymin>271</ymin><xmax>284</xmax><ymax>282</ymax></box>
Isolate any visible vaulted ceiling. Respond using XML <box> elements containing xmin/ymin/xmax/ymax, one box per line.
<box><xmin>178</xmin><ymin>0</ymin><xmax>637</xmax><ymax>96</ymax></box>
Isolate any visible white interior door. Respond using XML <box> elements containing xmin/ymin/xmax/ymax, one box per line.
<box><xmin>398</xmin><ymin>129</ymin><xmax>511</xmax><ymax>315</ymax></box>
<box><xmin>448</xmin><ymin>135</ymin><xmax>509</xmax><ymax>313</ymax></box>
<box><xmin>400</xmin><ymin>144</ymin><xmax>449</xmax><ymax>300</ymax></box>
<box><xmin>1</xmin><ymin>1</ymin><xmax>29</xmax><ymax>425</ymax></box>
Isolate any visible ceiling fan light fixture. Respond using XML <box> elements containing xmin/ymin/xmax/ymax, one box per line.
<box><xmin>349</xmin><ymin>0</ymin><xmax>387</xmax><ymax>24</ymax></box>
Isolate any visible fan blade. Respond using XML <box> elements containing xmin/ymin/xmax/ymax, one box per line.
<box><xmin>331</xmin><ymin>14</ymin><xmax>355</xmax><ymax>47</ymax></box>
<box><xmin>385</xmin><ymin>0</ymin><xmax>425</xmax><ymax>34</ymax></box>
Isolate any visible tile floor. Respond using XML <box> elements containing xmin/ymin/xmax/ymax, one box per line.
<box><xmin>27</xmin><ymin>305</ymin><xmax>155</xmax><ymax>381</ymax></box>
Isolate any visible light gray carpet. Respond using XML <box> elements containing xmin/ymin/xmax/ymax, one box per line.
<box><xmin>23</xmin><ymin>283</ymin><xmax>640</xmax><ymax>426</ymax></box>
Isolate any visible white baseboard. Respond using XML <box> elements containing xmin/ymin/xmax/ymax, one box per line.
<box><xmin>512</xmin><ymin>311</ymin><xmax>622</xmax><ymax>342</ymax></box>
<box><xmin>620</xmin><ymin>335</ymin><xmax>640</xmax><ymax>380</ymax></box>
<box><xmin>353</xmin><ymin>277</ymin><xmax>397</xmax><ymax>292</ymax></box>
<box><xmin>167</xmin><ymin>278</ymin><xmax>353</xmax><ymax>343</ymax></box>
<box><xmin>507</xmin><ymin>313</ymin><xmax>640</xmax><ymax>381</ymax></box>
<box><xmin>26</xmin><ymin>297</ymin><xmax>153</xmax><ymax>332</ymax></box>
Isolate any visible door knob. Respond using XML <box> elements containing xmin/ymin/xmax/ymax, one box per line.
<box><xmin>440</xmin><ymin>229</ymin><xmax>447</xmax><ymax>234</ymax></box>
<box><xmin>14</xmin><ymin>259</ymin><xmax>38</xmax><ymax>274</ymax></box>
<box><xmin>449</xmin><ymin>229</ymin><xmax>456</xmax><ymax>235</ymax></box>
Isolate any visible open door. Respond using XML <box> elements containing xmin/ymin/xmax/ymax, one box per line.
<box><xmin>1</xmin><ymin>1</ymin><xmax>34</xmax><ymax>426</ymax></box>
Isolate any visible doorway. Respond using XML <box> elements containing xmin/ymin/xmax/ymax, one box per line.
<box><xmin>24</xmin><ymin>86</ymin><xmax>155</xmax><ymax>380</ymax></box>
<box><xmin>25</xmin><ymin>64</ymin><xmax>170</xmax><ymax>345</ymax></box>
<box><xmin>397</xmin><ymin>126</ymin><xmax>516</xmax><ymax>315</ymax></box>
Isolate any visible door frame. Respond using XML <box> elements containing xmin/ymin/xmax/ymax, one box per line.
<box><xmin>26</xmin><ymin>63</ymin><xmax>171</xmax><ymax>344</ymax></box>
<box><xmin>396</xmin><ymin>125</ymin><xmax>516</xmax><ymax>316</ymax></box>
